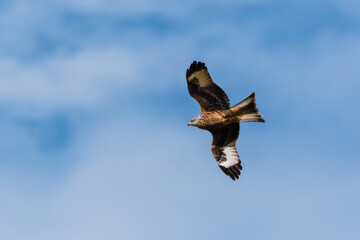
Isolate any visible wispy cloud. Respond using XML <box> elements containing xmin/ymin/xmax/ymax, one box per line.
<box><xmin>0</xmin><ymin>0</ymin><xmax>359</xmax><ymax>239</ymax></box>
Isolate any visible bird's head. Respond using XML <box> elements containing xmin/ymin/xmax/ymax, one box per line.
<box><xmin>187</xmin><ymin>117</ymin><xmax>199</xmax><ymax>127</ymax></box>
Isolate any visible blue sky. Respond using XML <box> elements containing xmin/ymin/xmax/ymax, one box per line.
<box><xmin>1</xmin><ymin>0</ymin><xmax>359</xmax><ymax>239</ymax></box>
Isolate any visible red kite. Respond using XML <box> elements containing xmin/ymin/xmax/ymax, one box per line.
<box><xmin>186</xmin><ymin>61</ymin><xmax>265</xmax><ymax>180</ymax></box>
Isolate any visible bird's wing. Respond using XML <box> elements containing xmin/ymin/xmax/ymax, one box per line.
<box><xmin>186</xmin><ymin>61</ymin><xmax>230</xmax><ymax>112</ymax></box>
<box><xmin>210</xmin><ymin>123</ymin><xmax>242</xmax><ymax>180</ymax></box>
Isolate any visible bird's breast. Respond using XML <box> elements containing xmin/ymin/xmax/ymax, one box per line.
<box><xmin>198</xmin><ymin>111</ymin><xmax>230</xmax><ymax>129</ymax></box>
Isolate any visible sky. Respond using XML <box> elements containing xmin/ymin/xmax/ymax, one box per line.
<box><xmin>0</xmin><ymin>0</ymin><xmax>359</xmax><ymax>239</ymax></box>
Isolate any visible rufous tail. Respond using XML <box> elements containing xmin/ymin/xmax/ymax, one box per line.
<box><xmin>230</xmin><ymin>92</ymin><xmax>265</xmax><ymax>123</ymax></box>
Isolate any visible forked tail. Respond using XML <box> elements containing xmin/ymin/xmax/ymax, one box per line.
<box><xmin>230</xmin><ymin>92</ymin><xmax>265</xmax><ymax>123</ymax></box>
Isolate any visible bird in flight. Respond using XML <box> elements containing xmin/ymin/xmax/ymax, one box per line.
<box><xmin>186</xmin><ymin>61</ymin><xmax>265</xmax><ymax>181</ymax></box>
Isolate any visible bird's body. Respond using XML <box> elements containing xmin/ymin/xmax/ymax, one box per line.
<box><xmin>186</xmin><ymin>61</ymin><xmax>265</xmax><ymax>181</ymax></box>
<box><xmin>188</xmin><ymin>110</ymin><xmax>230</xmax><ymax>129</ymax></box>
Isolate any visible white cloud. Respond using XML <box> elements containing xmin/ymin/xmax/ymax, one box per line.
<box><xmin>1</xmin><ymin>116</ymin><xmax>359</xmax><ymax>240</ymax></box>
<box><xmin>0</xmin><ymin>48</ymin><xmax>137</xmax><ymax>113</ymax></box>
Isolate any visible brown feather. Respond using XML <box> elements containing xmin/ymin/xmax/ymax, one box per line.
<box><xmin>186</xmin><ymin>61</ymin><xmax>230</xmax><ymax>112</ymax></box>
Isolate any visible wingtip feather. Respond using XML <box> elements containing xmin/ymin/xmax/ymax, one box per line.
<box><xmin>220</xmin><ymin>164</ymin><xmax>242</xmax><ymax>181</ymax></box>
<box><xmin>186</xmin><ymin>61</ymin><xmax>207</xmax><ymax>79</ymax></box>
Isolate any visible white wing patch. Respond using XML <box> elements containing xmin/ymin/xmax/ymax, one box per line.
<box><xmin>218</xmin><ymin>145</ymin><xmax>240</xmax><ymax>168</ymax></box>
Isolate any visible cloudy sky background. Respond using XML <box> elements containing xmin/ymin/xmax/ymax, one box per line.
<box><xmin>1</xmin><ymin>0</ymin><xmax>359</xmax><ymax>239</ymax></box>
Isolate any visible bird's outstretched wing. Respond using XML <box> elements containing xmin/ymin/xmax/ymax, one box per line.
<box><xmin>186</xmin><ymin>61</ymin><xmax>230</xmax><ymax>112</ymax></box>
<box><xmin>210</xmin><ymin>123</ymin><xmax>242</xmax><ymax>180</ymax></box>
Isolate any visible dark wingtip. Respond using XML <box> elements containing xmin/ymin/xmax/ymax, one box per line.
<box><xmin>220</xmin><ymin>164</ymin><xmax>242</xmax><ymax>181</ymax></box>
<box><xmin>186</xmin><ymin>61</ymin><xmax>207</xmax><ymax>79</ymax></box>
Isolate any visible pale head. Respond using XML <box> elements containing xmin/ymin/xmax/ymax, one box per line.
<box><xmin>187</xmin><ymin>117</ymin><xmax>200</xmax><ymax>127</ymax></box>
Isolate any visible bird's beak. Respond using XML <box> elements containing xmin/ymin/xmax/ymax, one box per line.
<box><xmin>187</xmin><ymin>121</ymin><xmax>192</xmax><ymax>126</ymax></box>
